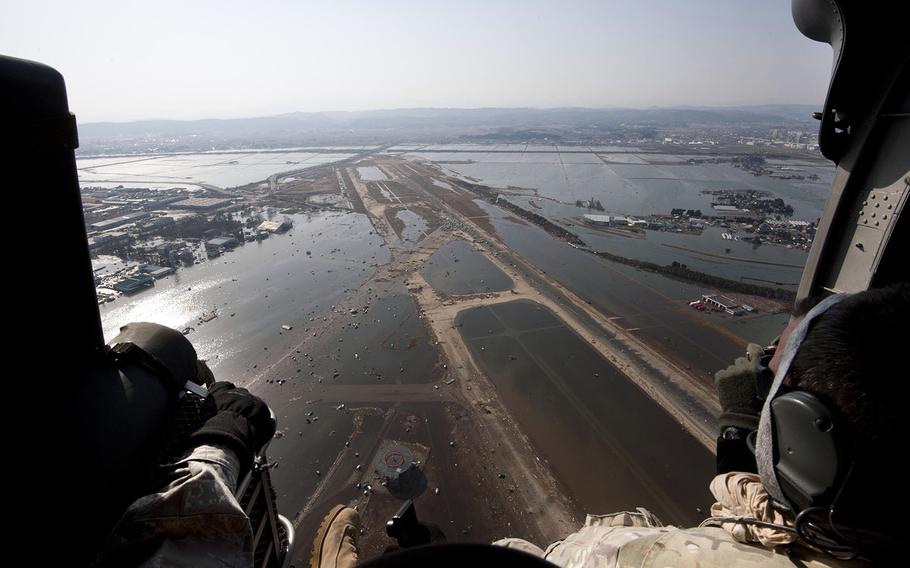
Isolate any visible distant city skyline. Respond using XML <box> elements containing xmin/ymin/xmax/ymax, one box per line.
<box><xmin>2</xmin><ymin>0</ymin><xmax>833</xmax><ymax>123</ymax></box>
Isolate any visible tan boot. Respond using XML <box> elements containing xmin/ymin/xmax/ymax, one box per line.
<box><xmin>310</xmin><ymin>505</ymin><xmax>362</xmax><ymax>568</ymax></box>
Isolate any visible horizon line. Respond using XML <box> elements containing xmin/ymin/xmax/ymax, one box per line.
<box><xmin>79</xmin><ymin>103</ymin><xmax>822</xmax><ymax>126</ymax></box>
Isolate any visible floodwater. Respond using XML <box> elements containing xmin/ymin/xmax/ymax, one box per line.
<box><xmin>99</xmin><ymin>210</ymin><xmax>389</xmax><ymax>384</ymax></box>
<box><xmin>86</xmin><ymin>147</ymin><xmax>766</xmax><ymax>552</ymax></box>
<box><xmin>475</xmin><ymin>200</ymin><xmax>751</xmax><ymax>377</ymax></box>
<box><xmin>77</xmin><ymin>151</ymin><xmax>357</xmax><ymax>189</ymax></box>
<box><xmin>307</xmin><ymin>193</ymin><xmax>351</xmax><ymax>208</ymax></box>
<box><xmin>395</xmin><ymin>209</ymin><xmax>429</xmax><ymax>243</ymax></box>
<box><xmin>720</xmin><ymin>311</ymin><xmax>791</xmax><ymax>346</ymax></box>
<box><xmin>560</xmin><ymin>215</ymin><xmax>806</xmax><ymax>289</ymax></box>
<box><xmin>412</xmin><ymin>151</ymin><xmax>833</xmax><ymax>221</ymax></box>
<box><xmin>457</xmin><ymin>300</ymin><xmax>714</xmax><ymax>525</ymax></box>
<box><xmin>356</xmin><ymin>166</ymin><xmax>389</xmax><ymax>181</ymax></box>
<box><xmin>289</xmin><ymin>285</ymin><xmax>440</xmax><ymax>386</ymax></box>
<box><xmin>409</xmin><ymin>146</ymin><xmax>823</xmax><ymax>288</ymax></box>
<box><xmin>420</xmin><ymin>240</ymin><xmax>514</xmax><ymax>295</ymax></box>
<box><xmin>85</xmin><ymin>147</ymin><xmax>806</xmax><ymax>548</ymax></box>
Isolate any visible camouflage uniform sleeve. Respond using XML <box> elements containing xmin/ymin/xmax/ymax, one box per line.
<box><xmin>495</xmin><ymin>510</ymin><xmax>670</xmax><ymax>568</ymax></box>
<box><xmin>498</xmin><ymin>513</ymin><xmax>857</xmax><ymax>568</ymax></box>
<box><xmin>92</xmin><ymin>444</ymin><xmax>254</xmax><ymax>568</ymax></box>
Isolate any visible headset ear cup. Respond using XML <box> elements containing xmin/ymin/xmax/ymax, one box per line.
<box><xmin>770</xmin><ymin>391</ymin><xmax>843</xmax><ymax>511</ymax></box>
<box><xmin>755</xmin><ymin>293</ymin><xmax>853</xmax><ymax>513</ymax></box>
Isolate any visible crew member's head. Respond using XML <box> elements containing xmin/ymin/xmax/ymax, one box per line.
<box><xmin>768</xmin><ymin>284</ymin><xmax>907</xmax><ymax>553</ymax></box>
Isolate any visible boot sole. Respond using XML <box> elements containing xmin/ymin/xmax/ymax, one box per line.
<box><xmin>310</xmin><ymin>504</ymin><xmax>348</xmax><ymax>568</ymax></box>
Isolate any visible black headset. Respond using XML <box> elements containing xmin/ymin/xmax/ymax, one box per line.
<box><xmin>752</xmin><ymin>294</ymin><xmax>852</xmax><ymax>513</ymax></box>
<box><xmin>749</xmin><ymin>293</ymin><xmax>861</xmax><ymax>555</ymax></box>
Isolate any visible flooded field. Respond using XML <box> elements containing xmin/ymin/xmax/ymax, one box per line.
<box><xmin>307</xmin><ymin>193</ymin><xmax>351</xmax><ymax>208</ymax></box>
<box><xmin>86</xmin><ymin>148</ymin><xmax>810</xmax><ymax>562</ymax></box>
<box><xmin>395</xmin><ymin>209</ymin><xmax>429</xmax><ymax>243</ymax></box>
<box><xmin>473</xmin><ymin>200</ymin><xmax>749</xmax><ymax>377</ymax></box>
<box><xmin>412</xmin><ymin>150</ymin><xmax>833</xmax><ymax>221</ymax></box>
<box><xmin>77</xmin><ymin>151</ymin><xmax>358</xmax><ymax>188</ymax></box>
<box><xmin>401</xmin><ymin>148</ymin><xmax>835</xmax><ymax>290</ymax></box>
<box><xmin>457</xmin><ymin>300</ymin><xmax>714</xmax><ymax>525</ymax></box>
<box><xmin>421</xmin><ymin>240</ymin><xmax>514</xmax><ymax>295</ymax></box>
<box><xmin>99</xmin><ymin>210</ymin><xmax>388</xmax><ymax>383</ymax></box>
<box><xmin>356</xmin><ymin>166</ymin><xmax>389</xmax><ymax>181</ymax></box>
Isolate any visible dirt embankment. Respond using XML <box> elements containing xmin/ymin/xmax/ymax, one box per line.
<box><xmin>343</xmin><ymin>161</ymin><xmax>582</xmax><ymax>542</ymax></box>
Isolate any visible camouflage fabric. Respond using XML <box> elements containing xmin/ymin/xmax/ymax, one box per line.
<box><xmin>495</xmin><ymin>509</ymin><xmax>868</xmax><ymax>567</ymax></box>
<box><xmin>92</xmin><ymin>444</ymin><xmax>253</xmax><ymax>568</ymax></box>
<box><xmin>708</xmin><ymin>471</ymin><xmax>796</xmax><ymax>547</ymax></box>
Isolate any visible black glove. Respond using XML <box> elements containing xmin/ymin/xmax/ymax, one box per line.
<box><xmin>715</xmin><ymin>343</ymin><xmax>772</xmax><ymax>474</ymax></box>
<box><xmin>714</xmin><ymin>343</ymin><xmax>767</xmax><ymax>432</ymax></box>
<box><xmin>190</xmin><ymin>382</ymin><xmax>276</xmax><ymax>467</ymax></box>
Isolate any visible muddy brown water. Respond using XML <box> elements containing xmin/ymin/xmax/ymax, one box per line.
<box><xmin>457</xmin><ymin>299</ymin><xmax>715</xmax><ymax>526</ymax></box>
<box><xmin>421</xmin><ymin>239</ymin><xmax>514</xmax><ymax>295</ymax></box>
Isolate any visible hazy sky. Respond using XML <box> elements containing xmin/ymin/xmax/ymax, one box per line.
<box><xmin>2</xmin><ymin>0</ymin><xmax>833</xmax><ymax>123</ymax></box>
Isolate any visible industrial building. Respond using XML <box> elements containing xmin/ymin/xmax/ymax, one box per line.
<box><xmin>111</xmin><ymin>274</ymin><xmax>154</xmax><ymax>294</ymax></box>
<box><xmin>257</xmin><ymin>219</ymin><xmax>292</xmax><ymax>233</ymax></box>
<box><xmin>173</xmin><ymin>197</ymin><xmax>234</xmax><ymax>211</ymax></box>
<box><xmin>88</xmin><ymin>211</ymin><xmax>151</xmax><ymax>232</ymax></box>
<box><xmin>701</xmin><ymin>293</ymin><xmax>743</xmax><ymax>315</ymax></box>
<box><xmin>206</xmin><ymin>236</ymin><xmax>239</xmax><ymax>250</ymax></box>
<box><xmin>138</xmin><ymin>264</ymin><xmax>176</xmax><ymax>279</ymax></box>
<box><xmin>137</xmin><ymin>216</ymin><xmax>176</xmax><ymax>235</ymax></box>
<box><xmin>87</xmin><ymin>231</ymin><xmax>130</xmax><ymax>252</ymax></box>
<box><xmin>583</xmin><ymin>214</ymin><xmax>629</xmax><ymax>226</ymax></box>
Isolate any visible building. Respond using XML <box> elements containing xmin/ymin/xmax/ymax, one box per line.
<box><xmin>83</xmin><ymin>205</ymin><xmax>125</xmax><ymax>224</ymax></box>
<box><xmin>137</xmin><ymin>216</ymin><xmax>176</xmax><ymax>235</ymax></box>
<box><xmin>702</xmin><ymin>293</ymin><xmax>742</xmax><ymax>315</ymax></box>
<box><xmin>92</xmin><ymin>257</ymin><xmax>138</xmax><ymax>281</ymax></box>
<box><xmin>712</xmin><ymin>204</ymin><xmax>745</xmax><ymax>214</ymax></box>
<box><xmin>582</xmin><ymin>214</ymin><xmax>629</xmax><ymax>226</ymax></box>
<box><xmin>611</xmin><ymin>215</ymin><xmax>629</xmax><ymax>226</ymax></box>
<box><xmin>257</xmin><ymin>219</ymin><xmax>292</xmax><ymax>233</ymax></box>
<box><xmin>583</xmin><ymin>214</ymin><xmax>612</xmax><ymax>226</ymax></box>
<box><xmin>206</xmin><ymin>236</ymin><xmax>239</xmax><ymax>250</ymax></box>
<box><xmin>87</xmin><ymin>231</ymin><xmax>130</xmax><ymax>252</ymax></box>
<box><xmin>173</xmin><ymin>197</ymin><xmax>234</xmax><ymax>211</ymax></box>
<box><xmin>88</xmin><ymin>211</ymin><xmax>151</xmax><ymax>232</ymax></box>
<box><xmin>138</xmin><ymin>264</ymin><xmax>176</xmax><ymax>279</ymax></box>
<box><xmin>145</xmin><ymin>196</ymin><xmax>186</xmax><ymax>209</ymax></box>
<box><xmin>112</xmin><ymin>274</ymin><xmax>154</xmax><ymax>294</ymax></box>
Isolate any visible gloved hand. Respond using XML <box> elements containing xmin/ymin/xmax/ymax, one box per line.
<box><xmin>190</xmin><ymin>382</ymin><xmax>276</xmax><ymax>466</ymax></box>
<box><xmin>714</xmin><ymin>343</ymin><xmax>767</xmax><ymax>432</ymax></box>
<box><xmin>194</xmin><ymin>359</ymin><xmax>215</xmax><ymax>387</ymax></box>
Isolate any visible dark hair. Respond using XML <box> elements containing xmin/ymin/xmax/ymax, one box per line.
<box><xmin>789</xmin><ymin>285</ymin><xmax>907</xmax><ymax>443</ymax></box>
<box><xmin>787</xmin><ymin>284</ymin><xmax>908</xmax><ymax>544</ymax></box>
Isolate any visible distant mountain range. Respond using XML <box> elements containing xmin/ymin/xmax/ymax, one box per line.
<box><xmin>74</xmin><ymin>104</ymin><xmax>821</xmax><ymax>154</ymax></box>
<box><xmin>79</xmin><ymin>105</ymin><xmax>818</xmax><ymax>139</ymax></box>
